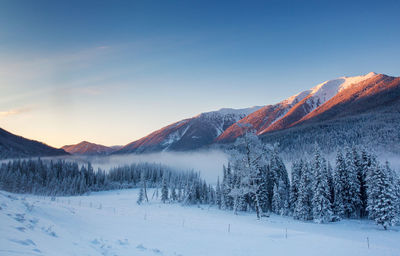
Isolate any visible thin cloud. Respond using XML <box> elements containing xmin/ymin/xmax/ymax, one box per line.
<box><xmin>0</xmin><ymin>107</ymin><xmax>32</xmax><ymax>118</ymax></box>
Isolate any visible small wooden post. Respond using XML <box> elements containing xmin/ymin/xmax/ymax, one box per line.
<box><xmin>228</xmin><ymin>224</ymin><xmax>231</xmax><ymax>233</ymax></box>
<box><xmin>285</xmin><ymin>228</ymin><xmax>287</xmax><ymax>239</ymax></box>
<box><xmin>367</xmin><ymin>237</ymin><xmax>370</xmax><ymax>249</ymax></box>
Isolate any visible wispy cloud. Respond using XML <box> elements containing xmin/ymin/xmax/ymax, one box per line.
<box><xmin>0</xmin><ymin>45</ymin><xmax>114</xmax><ymax>86</ymax></box>
<box><xmin>0</xmin><ymin>107</ymin><xmax>32</xmax><ymax>118</ymax></box>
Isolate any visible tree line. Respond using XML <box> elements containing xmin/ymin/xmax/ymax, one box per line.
<box><xmin>213</xmin><ymin>133</ymin><xmax>400</xmax><ymax>229</ymax></box>
<box><xmin>0</xmin><ymin>159</ymin><xmax>212</xmax><ymax>205</ymax></box>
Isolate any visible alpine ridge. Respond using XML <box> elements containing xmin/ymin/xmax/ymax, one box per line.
<box><xmin>113</xmin><ymin>72</ymin><xmax>400</xmax><ymax>154</ymax></box>
<box><xmin>217</xmin><ymin>72</ymin><xmax>378</xmax><ymax>141</ymax></box>
<box><xmin>115</xmin><ymin>106</ymin><xmax>262</xmax><ymax>154</ymax></box>
<box><xmin>61</xmin><ymin>141</ymin><xmax>121</xmax><ymax>155</ymax></box>
<box><xmin>0</xmin><ymin>127</ymin><xmax>68</xmax><ymax>159</ymax></box>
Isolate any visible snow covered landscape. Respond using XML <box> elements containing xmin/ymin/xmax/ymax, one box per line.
<box><xmin>2</xmin><ymin>189</ymin><xmax>400</xmax><ymax>256</ymax></box>
<box><xmin>2</xmin><ymin>1</ymin><xmax>400</xmax><ymax>256</ymax></box>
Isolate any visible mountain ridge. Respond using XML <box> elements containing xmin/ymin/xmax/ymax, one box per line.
<box><xmin>113</xmin><ymin>72</ymin><xmax>400</xmax><ymax>154</ymax></box>
<box><xmin>61</xmin><ymin>141</ymin><xmax>120</xmax><ymax>155</ymax></box>
<box><xmin>115</xmin><ymin>106</ymin><xmax>263</xmax><ymax>154</ymax></box>
<box><xmin>0</xmin><ymin>128</ymin><xmax>68</xmax><ymax>159</ymax></box>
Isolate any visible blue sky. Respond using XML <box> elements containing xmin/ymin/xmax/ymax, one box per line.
<box><xmin>1</xmin><ymin>0</ymin><xmax>399</xmax><ymax>147</ymax></box>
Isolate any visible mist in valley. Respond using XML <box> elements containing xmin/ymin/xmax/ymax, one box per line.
<box><xmin>53</xmin><ymin>150</ymin><xmax>229</xmax><ymax>184</ymax></box>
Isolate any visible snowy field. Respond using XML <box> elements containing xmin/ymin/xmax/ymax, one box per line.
<box><xmin>1</xmin><ymin>189</ymin><xmax>399</xmax><ymax>256</ymax></box>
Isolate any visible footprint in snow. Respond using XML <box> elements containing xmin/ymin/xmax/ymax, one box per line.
<box><xmin>152</xmin><ymin>248</ymin><xmax>162</xmax><ymax>254</ymax></box>
<box><xmin>136</xmin><ymin>244</ymin><xmax>163</xmax><ymax>255</ymax></box>
<box><xmin>9</xmin><ymin>238</ymin><xmax>36</xmax><ymax>246</ymax></box>
<box><xmin>14</xmin><ymin>213</ymin><xmax>26</xmax><ymax>223</ymax></box>
<box><xmin>136</xmin><ymin>244</ymin><xmax>147</xmax><ymax>251</ymax></box>
<box><xmin>41</xmin><ymin>226</ymin><xmax>57</xmax><ymax>237</ymax></box>
<box><xmin>117</xmin><ymin>238</ymin><xmax>129</xmax><ymax>246</ymax></box>
<box><xmin>91</xmin><ymin>238</ymin><xmax>114</xmax><ymax>256</ymax></box>
<box><xmin>28</xmin><ymin>218</ymin><xmax>39</xmax><ymax>230</ymax></box>
<box><xmin>15</xmin><ymin>226</ymin><xmax>26</xmax><ymax>232</ymax></box>
<box><xmin>91</xmin><ymin>238</ymin><xmax>101</xmax><ymax>245</ymax></box>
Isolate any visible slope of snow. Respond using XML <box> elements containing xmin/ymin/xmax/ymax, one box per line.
<box><xmin>267</xmin><ymin>91</ymin><xmax>313</xmax><ymax>127</ymax></box>
<box><xmin>283</xmin><ymin>90</ymin><xmax>312</xmax><ymax>105</ymax></box>
<box><xmin>196</xmin><ymin>106</ymin><xmax>264</xmax><ymax>120</ymax></box>
<box><xmin>213</xmin><ymin>106</ymin><xmax>264</xmax><ymax>116</ymax></box>
<box><xmin>338</xmin><ymin>72</ymin><xmax>377</xmax><ymax>92</ymax></box>
<box><xmin>309</xmin><ymin>72</ymin><xmax>377</xmax><ymax>107</ymax></box>
<box><xmin>198</xmin><ymin>106</ymin><xmax>264</xmax><ymax>137</ymax></box>
<box><xmin>1</xmin><ymin>189</ymin><xmax>399</xmax><ymax>256</ymax></box>
<box><xmin>162</xmin><ymin>124</ymin><xmax>191</xmax><ymax>149</ymax></box>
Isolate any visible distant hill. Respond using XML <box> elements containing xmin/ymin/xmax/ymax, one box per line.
<box><xmin>62</xmin><ymin>141</ymin><xmax>119</xmax><ymax>155</ymax></box>
<box><xmin>0</xmin><ymin>128</ymin><xmax>68</xmax><ymax>159</ymax></box>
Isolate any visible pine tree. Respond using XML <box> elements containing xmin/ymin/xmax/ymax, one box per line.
<box><xmin>343</xmin><ymin>148</ymin><xmax>361</xmax><ymax>218</ymax></box>
<box><xmin>257</xmin><ymin>165</ymin><xmax>270</xmax><ymax>214</ymax></box>
<box><xmin>171</xmin><ymin>186</ymin><xmax>177</xmax><ymax>202</ymax></box>
<box><xmin>272</xmin><ymin>183</ymin><xmax>281</xmax><ymax>214</ymax></box>
<box><xmin>161</xmin><ymin>177</ymin><xmax>169</xmax><ymax>203</ymax></box>
<box><xmin>367</xmin><ymin>161</ymin><xmax>397</xmax><ymax>229</ymax></box>
<box><xmin>359</xmin><ymin>149</ymin><xmax>371</xmax><ymax>218</ymax></box>
<box><xmin>216</xmin><ymin>177</ymin><xmax>222</xmax><ymax>209</ymax></box>
<box><xmin>333</xmin><ymin>150</ymin><xmax>346</xmax><ymax>218</ymax></box>
<box><xmin>289</xmin><ymin>160</ymin><xmax>302</xmax><ymax>214</ymax></box>
<box><xmin>326</xmin><ymin>161</ymin><xmax>334</xmax><ymax>205</ymax></box>
<box><xmin>137</xmin><ymin>187</ymin><xmax>145</xmax><ymax>205</ymax></box>
<box><xmin>312</xmin><ymin>152</ymin><xmax>333</xmax><ymax>223</ymax></box>
<box><xmin>221</xmin><ymin>164</ymin><xmax>233</xmax><ymax>210</ymax></box>
<box><xmin>294</xmin><ymin>162</ymin><xmax>313</xmax><ymax>221</ymax></box>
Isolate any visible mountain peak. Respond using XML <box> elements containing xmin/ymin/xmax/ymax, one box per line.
<box><xmin>62</xmin><ymin>141</ymin><xmax>115</xmax><ymax>155</ymax></box>
<box><xmin>116</xmin><ymin>72</ymin><xmax>398</xmax><ymax>153</ymax></box>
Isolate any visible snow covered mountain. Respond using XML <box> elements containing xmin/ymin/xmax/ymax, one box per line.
<box><xmin>61</xmin><ymin>141</ymin><xmax>120</xmax><ymax>155</ymax></box>
<box><xmin>259</xmin><ymin>72</ymin><xmax>378</xmax><ymax>134</ymax></box>
<box><xmin>259</xmin><ymin>73</ymin><xmax>400</xmax><ymax>155</ymax></box>
<box><xmin>0</xmin><ymin>128</ymin><xmax>68</xmax><ymax>159</ymax></box>
<box><xmin>115</xmin><ymin>106</ymin><xmax>262</xmax><ymax>154</ymax></box>
<box><xmin>216</xmin><ymin>90</ymin><xmax>311</xmax><ymax>143</ymax></box>
<box><xmin>217</xmin><ymin>72</ymin><xmax>378</xmax><ymax>142</ymax></box>
<box><xmin>114</xmin><ymin>72</ymin><xmax>400</xmax><ymax>154</ymax></box>
<box><xmin>280</xmin><ymin>73</ymin><xmax>399</xmax><ymax>128</ymax></box>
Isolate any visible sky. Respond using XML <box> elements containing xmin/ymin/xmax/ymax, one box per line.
<box><xmin>1</xmin><ymin>0</ymin><xmax>399</xmax><ymax>148</ymax></box>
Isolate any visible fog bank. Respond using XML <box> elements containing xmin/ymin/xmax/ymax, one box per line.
<box><xmin>67</xmin><ymin>150</ymin><xmax>228</xmax><ymax>184</ymax></box>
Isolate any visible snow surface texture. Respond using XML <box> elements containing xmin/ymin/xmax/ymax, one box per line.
<box><xmin>283</xmin><ymin>90</ymin><xmax>311</xmax><ymax>105</ymax></box>
<box><xmin>203</xmin><ymin>106</ymin><xmax>264</xmax><ymax>117</ymax></box>
<box><xmin>1</xmin><ymin>189</ymin><xmax>399</xmax><ymax>256</ymax></box>
<box><xmin>307</xmin><ymin>72</ymin><xmax>377</xmax><ymax>108</ymax></box>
